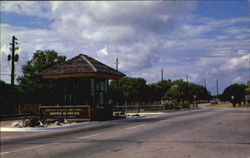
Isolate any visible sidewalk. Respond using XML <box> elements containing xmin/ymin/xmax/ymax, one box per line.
<box><xmin>0</xmin><ymin>115</ymin><xmax>145</xmax><ymax>132</ymax></box>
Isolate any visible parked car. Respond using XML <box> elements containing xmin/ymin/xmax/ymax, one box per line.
<box><xmin>210</xmin><ymin>100</ymin><xmax>218</xmax><ymax>104</ymax></box>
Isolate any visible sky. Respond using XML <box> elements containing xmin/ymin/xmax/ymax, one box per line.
<box><xmin>0</xmin><ymin>1</ymin><xmax>249</xmax><ymax>95</ymax></box>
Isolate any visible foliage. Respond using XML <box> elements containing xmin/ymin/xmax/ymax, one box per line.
<box><xmin>245</xmin><ymin>81</ymin><xmax>250</xmax><ymax>95</ymax></box>
<box><xmin>109</xmin><ymin>77</ymin><xmax>210</xmax><ymax>106</ymax></box>
<box><xmin>165</xmin><ymin>84</ymin><xmax>182</xmax><ymax>103</ymax></box>
<box><xmin>17</xmin><ymin>50</ymin><xmax>66</xmax><ymax>104</ymax></box>
<box><xmin>222</xmin><ymin>84</ymin><xmax>246</xmax><ymax>106</ymax></box>
<box><xmin>0</xmin><ymin>80</ymin><xmax>21</xmax><ymax>114</ymax></box>
<box><xmin>109</xmin><ymin>77</ymin><xmax>151</xmax><ymax>103</ymax></box>
<box><xmin>246</xmin><ymin>87</ymin><xmax>250</xmax><ymax>95</ymax></box>
<box><xmin>164</xmin><ymin>80</ymin><xmax>210</xmax><ymax>105</ymax></box>
<box><xmin>148</xmin><ymin>80</ymin><xmax>172</xmax><ymax>101</ymax></box>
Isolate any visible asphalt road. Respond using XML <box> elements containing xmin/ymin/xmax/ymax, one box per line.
<box><xmin>1</xmin><ymin>107</ymin><xmax>250</xmax><ymax>158</ymax></box>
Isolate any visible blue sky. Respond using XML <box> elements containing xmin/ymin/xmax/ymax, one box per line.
<box><xmin>0</xmin><ymin>1</ymin><xmax>249</xmax><ymax>95</ymax></box>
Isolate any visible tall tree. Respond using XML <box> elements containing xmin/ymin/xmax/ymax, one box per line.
<box><xmin>222</xmin><ymin>84</ymin><xmax>246</xmax><ymax>107</ymax></box>
<box><xmin>17</xmin><ymin>50</ymin><xmax>66</xmax><ymax>104</ymax></box>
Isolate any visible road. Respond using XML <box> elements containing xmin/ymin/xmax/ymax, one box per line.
<box><xmin>1</xmin><ymin>107</ymin><xmax>250</xmax><ymax>158</ymax></box>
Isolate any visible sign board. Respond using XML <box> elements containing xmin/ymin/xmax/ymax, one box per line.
<box><xmin>245</xmin><ymin>95</ymin><xmax>250</xmax><ymax>101</ymax></box>
<box><xmin>40</xmin><ymin>105</ymin><xmax>91</xmax><ymax>121</ymax></box>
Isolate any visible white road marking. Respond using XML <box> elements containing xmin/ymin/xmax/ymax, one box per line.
<box><xmin>0</xmin><ymin>144</ymin><xmax>47</xmax><ymax>155</ymax></box>
<box><xmin>126</xmin><ymin>124</ymin><xmax>145</xmax><ymax>130</ymax></box>
<box><xmin>78</xmin><ymin>133</ymin><xmax>102</xmax><ymax>139</ymax></box>
<box><xmin>159</xmin><ymin>119</ymin><xmax>170</xmax><ymax>123</ymax></box>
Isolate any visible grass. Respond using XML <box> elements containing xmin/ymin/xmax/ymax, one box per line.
<box><xmin>209</xmin><ymin>103</ymin><xmax>250</xmax><ymax>108</ymax></box>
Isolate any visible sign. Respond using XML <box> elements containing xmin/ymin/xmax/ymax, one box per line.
<box><xmin>40</xmin><ymin>105</ymin><xmax>91</xmax><ymax>121</ymax></box>
<box><xmin>245</xmin><ymin>95</ymin><xmax>250</xmax><ymax>101</ymax></box>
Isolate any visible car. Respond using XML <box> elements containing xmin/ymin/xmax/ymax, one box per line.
<box><xmin>210</xmin><ymin>100</ymin><xmax>218</xmax><ymax>104</ymax></box>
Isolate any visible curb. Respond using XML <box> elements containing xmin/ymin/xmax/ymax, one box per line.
<box><xmin>127</xmin><ymin>108</ymin><xmax>203</xmax><ymax>116</ymax></box>
<box><xmin>0</xmin><ymin>115</ymin><xmax>146</xmax><ymax>132</ymax></box>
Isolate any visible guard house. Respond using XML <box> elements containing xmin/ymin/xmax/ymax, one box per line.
<box><xmin>39</xmin><ymin>54</ymin><xmax>125</xmax><ymax>121</ymax></box>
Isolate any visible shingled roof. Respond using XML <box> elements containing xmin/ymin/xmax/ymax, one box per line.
<box><xmin>40</xmin><ymin>54</ymin><xmax>125</xmax><ymax>79</ymax></box>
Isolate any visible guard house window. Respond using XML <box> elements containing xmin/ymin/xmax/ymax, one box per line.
<box><xmin>95</xmin><ymin>79</ymin><xmax>107</xmax><ymax>107</ymax></box>
<box><xmin>63</xmin><ymin>79</ymin><xmax>91</xmax><ymax>105</ymax></box>
<box><xmin>64</xmin><ymin>85</ymin><xmax>72</xmax><ymax>105</ymax></box>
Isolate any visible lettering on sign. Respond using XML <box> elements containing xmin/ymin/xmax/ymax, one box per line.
<box><xmin>40</xmin><ymin>106</ymin><xmax>90</xmax><ymax>120</ymax></box>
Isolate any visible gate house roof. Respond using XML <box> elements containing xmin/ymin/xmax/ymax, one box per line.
<box><xmin>40</xmin><ymin>54</ymin><xmax>125</xmax><ymax>79</ymax></box>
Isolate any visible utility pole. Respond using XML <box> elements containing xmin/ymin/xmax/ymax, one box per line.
<box><xmin>216</xmin><ymin>79</ymin><xmax>219</xmax><ymax>99</ymax></box>
<box><xmin>115</xmin><ymin>57</ymin><xmax>119</xmax><ymax>107</ymax></box>
<box><xmin>8</xmin><ymin>36</ymin><xmax>19</xmax><ymax>86</ymax></box>
<box><xmin>0</xmin><ymin>51</ymin><xmax>1</xmax><ymax>80</ymax></box>
<box><xmin>161</xmin><ymin>68</ymin><xmax>163</xmax><ymax>83</ymax></box>
<box><xmin>116</xmin><ymin>57</ymin><xmax>119</xmax><ymax>71</ymax></box>
<box><xmin>186</xmin><ymin>75</ymin><xmax>189</xmax><ymax>105</ymax></box>
<box><xmin>161</xmin><ymin>68</ymin><xmax>164</xmax><ymax>105</ymax></box>
<box><xmin>204</xmin><ymin>78</ymin><xmax>207</xmax><ymax>89</ymax></box>
<box><xmin>248</xmin><ymin>55</ymin><xmax>250</xmax><ymax>82</ymax></box>
<box><xmin>115</xmin><ymin>57</ymin><xmax>119</xmax><ymax>88</ymax></box>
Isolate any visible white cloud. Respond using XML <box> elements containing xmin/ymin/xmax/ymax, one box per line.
<box><xmin>233</xmin><ymin>77</ymin><xmax>241</xmax><ymax>83</ymax></box>
<box><xmin>219</xmin><ymin>54</ymin><xmax>250</xmax><ymax>71</ymax></box>
<box><xmin>189</xmin><ymin>73</ymin><xmax>199</xmax><ymax>82</ymax></box>
<box><xmin>97</xmin><ymin>45</ymin><xmax>109</xmax><ymax>56</ymax></box>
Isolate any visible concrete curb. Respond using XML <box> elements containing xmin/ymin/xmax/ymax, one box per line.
<box><xmin>0</xmin><ymin>115</ymin><xmax>146</xmax><ymax>132</ymax></box>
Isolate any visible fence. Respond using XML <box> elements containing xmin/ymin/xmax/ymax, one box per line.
<box><xmin>114</xmin><ymin>101</ymin><xmax>164</xmax><ymax>113</ymax></box>
<box><xmin>19</xmin><ymin>104</ymin><xmax>40</xmax><ymax>113</ymax></box>
<box><xmin>113</xmin><ymin>100</ymin><xmax>205</xmax><ymax>113</ymax></box>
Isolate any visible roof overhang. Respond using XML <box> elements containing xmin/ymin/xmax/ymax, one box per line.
<box><xmin>41</xmin><ymin>72</ymin><xmax>124</xmax><ymax>80</ymax></box>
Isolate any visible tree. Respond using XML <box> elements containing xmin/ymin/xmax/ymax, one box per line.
<box><xmin>222</xmin><ymin>84</ymin><xmax>246</xmax><ymax>107</ymax></box>
<box><xmin>165</xmin><ymin>84</ymin><xmax>182</xmax><ymax>102</ymax></box>
<box><xmin>186</xmin><ymin>83</ymin><xmax>211</xmax><ymax>101</ymax></box>
<box><xmin>17</xmin><ymin>50</ymin><xmax>66</xmax><ymax>104</ymax></box>
<box><xmin>0</xmin><ymin>80</ymin><xmax>20</xmax><ymax>114</ymax></box>
<box><xmin>109</xmin><ymin>77</ymin><xmax>150</xmax><ymax>104</ymax></box>
<box><xmin>149</xmin><ymin>80</ymin><xmax>172</xmax><ymax>101</ymax></box>
<box><xmin>164</xmin><ymin>80</ymin><xmax>210</xmax><ymax>108</ymax></box>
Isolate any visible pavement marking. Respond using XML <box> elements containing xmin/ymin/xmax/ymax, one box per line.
<box><xmin>78</xmin><ymin>133</ymin><xmax>102</xmax><ymax>139</ymax></box>
<box><xmin>126</xmin><ymin>124</ymin><xmax>145</xmax><ymax>130</ymax></box>
<box><xmin>0</xmin><ymin>144</ymin><xmax>47</xmax><ymax>155</ymax></box>
<box><xmin>159</xmin><ymin>119</ymin><xmax>170</xmax><ymax>123</ymax></box>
